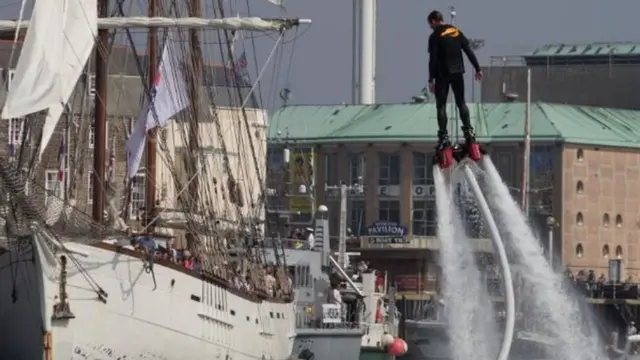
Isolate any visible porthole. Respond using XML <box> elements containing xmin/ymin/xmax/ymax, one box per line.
<box><xmin>616</xmin><ymin>245</ymin><xmax>623</xmax><ymax>259</ymax></box>
<box><xmin>616</xmin><ymin>214</ymin><xmax>623</xmax><ymax>227</ymax></box>
<box><xmin>603</xmin><ymin>245</ymin><xmax>610</xmax><ymax>259</ymax></box>
<box><xmin>576</xmin><ymin>212</ymin><xmax>584</xmax><ymax>226</ymax></box>
<box><xmin>576</xmin><ymin>181</ymin><xmax>584</xmax><ymax>194</ymax></box>
<box><xmin>575</xmin><ymin>244</ymin><xmax>584</xmax><ymax>258</ymax></box>
<box><xmin>603</xmin><ymin>213</ymin><xmax>610</xmax><ymax>227</ymax></box>
<box><xmin>577</xmin><ymin>148</ymin><xmax>584</xmax><ymax>161</ymax></box>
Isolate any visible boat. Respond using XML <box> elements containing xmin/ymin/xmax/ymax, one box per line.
<box><xmin>260</xmin><ymin>235</ymin><xmax>364</xmax><ymax>360</ymax></box>
<box><xmin>0</xmin><ymin>0</ymin><xmax>311</xmax><ymax>358</ymax></box>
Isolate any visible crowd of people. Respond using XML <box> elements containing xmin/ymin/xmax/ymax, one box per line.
<box><xmin>135</xmin><ymin>234</ymin><xmax>292</xmax><ymax>299</ymax></box>
<box><xmin>565</xmin><ymin>268</ymin><xmax>640</xmax><ymax>299</ymax></box>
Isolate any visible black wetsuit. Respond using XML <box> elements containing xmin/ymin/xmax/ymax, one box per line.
<box><xmin>428</xmin><ymin>24</ymin><xmax>481</xmax><ymax>142</ymax></box>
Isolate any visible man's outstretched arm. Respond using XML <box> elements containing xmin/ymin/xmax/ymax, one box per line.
<box><xmin>460</xmin><ymin>32</ymin><xmax>481</xmax><ymax>73</ymax></box>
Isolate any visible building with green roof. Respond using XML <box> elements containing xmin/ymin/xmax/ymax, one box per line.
<box><xmin>482</xmin><ymin>41</ymin><xmax>640</xmax><ymax>110</ymax></box>
<box><xmin>268</xmin><ymin>102</ymin><xmax>640</xmax><ymax>287</ymax></box>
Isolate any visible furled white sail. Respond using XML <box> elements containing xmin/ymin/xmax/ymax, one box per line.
<box><xmin>0</xmin><ymin>16</ymin><xmax>310</xmax><ymax>31</ymax></box>
<box><xmin>1</xmin><ymin>0</ymin><xmax>64</xmax><ymax>119</ymax></box>
<box><xmin>39</xmin><ymin>0</ymin><xmax>98</xmax><ymax>160</ymax></box>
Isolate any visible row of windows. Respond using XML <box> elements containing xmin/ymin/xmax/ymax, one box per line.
<box><xmin>43</xmin><ymin>170</ymin><xmax>146</xmax><ymax>219</ymax></box>
<box><xmin>574</xmin><ymin>243</ymin><xmax>623</xmax><ymax>259</ymax></box>
<box><xmin>575</xmin><ymin>212</ymin><xmax>623</xmax><ymax>227</ymax></box>
<box><xmin>325</xmin><ymin>152</ymin><xmax>435</xmax><ymax>186</ymax></box>
<box><xmin>8</xmin><ymin>117</ymin><xmax>99</xmax><ymax>148</ymax></box>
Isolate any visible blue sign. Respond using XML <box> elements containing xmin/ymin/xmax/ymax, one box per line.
<box><xmin>366</xmin><ymin>221</ymin><xmax>409</xmax><ymax>244</ymax></box>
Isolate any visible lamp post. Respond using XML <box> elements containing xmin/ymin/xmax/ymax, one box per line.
<box><xmin>546</xmin><ymin>216</ymin><xmax>556</xmax><ymax>268</ymax></box>
<box><xmin>325</xmin><ymin>180</ymin><xmax>364</xmax><ymax>269</ymax></box>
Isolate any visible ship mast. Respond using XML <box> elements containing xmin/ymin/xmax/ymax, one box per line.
<box><xmin>92</xmin><ymin>0</ymin><xmax>109</xmax><ymax>222</ymax></box>
<box><xmin>145</xmin><ymin>0</ymin><xmax>158</xmax><ymax>230</ymax></box>
<box><xmin>187</xmin><ymin>0</ymin><xmax>201</xmax><ymax>204</ymax></box>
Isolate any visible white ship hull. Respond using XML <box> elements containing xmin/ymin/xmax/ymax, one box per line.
<box><xmin>0</xmin><ymin>235</ymin><xmax>294</xmax><ymax>360</ymax></box>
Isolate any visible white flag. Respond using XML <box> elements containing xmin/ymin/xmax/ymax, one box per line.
<box><xmin>267</xmin><ymin>0</ymin><xmax>284</xmax><ymax>7</ymax></box>
<box><xmin>126</xmin><ymin>35</ymin><xmax>189</xmax><ymax>178</ymax></box>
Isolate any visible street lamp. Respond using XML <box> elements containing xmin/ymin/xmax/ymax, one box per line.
<box><xmin>326</xmin><ymin>181</ymin><xmax>364</xmax><ymax>268</ymax></box>
<box><xmin>546</xmin><ymin>216</ymin><xmax>556</xmax><ymax>268</ymax></box>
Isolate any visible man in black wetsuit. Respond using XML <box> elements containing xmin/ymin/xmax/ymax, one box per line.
<box><xmin>427</xmin><ymin>10</ymin><xmax>482</xmax><ymax>149</ymax></box>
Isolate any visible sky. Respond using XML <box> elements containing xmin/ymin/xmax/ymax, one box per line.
<box><xmin>2</xmin><ymin>0</ymin><xmax>640</xmax><ymax>107</ymax></box>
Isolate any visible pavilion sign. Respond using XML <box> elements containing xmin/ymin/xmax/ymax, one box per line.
<box><xmin>366</xmin><ymin>221</ymin><xmax>409</xmax><ymax>244</ymax></box>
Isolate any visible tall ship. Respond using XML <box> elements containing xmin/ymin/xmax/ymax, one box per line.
<box><xmin>0</xmin><ymin>0</ymin><xmax>310</xmax><ymax>358</ymax></box>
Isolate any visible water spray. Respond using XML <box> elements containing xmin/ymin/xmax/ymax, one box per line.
<box><xmin>461</xmin><ymin>164</ymin><xmax>515</xmax><ymax>360</ymax></box>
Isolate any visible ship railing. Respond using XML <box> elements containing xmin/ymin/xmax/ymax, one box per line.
<box><xmin>294</xmin><ymin>302</ymin><xmax>363</xmax><ymax>330</ymax></box>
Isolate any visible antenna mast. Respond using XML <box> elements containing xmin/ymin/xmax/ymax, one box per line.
<box><xmin>145</xmin><ymin>0</ymin><xmax>158</xmax><ymax>230</ymax></box>
<box><xmin>92</xmin><ymin>0</ymin><xmax>109</xmax><ymax>222</ymax></box>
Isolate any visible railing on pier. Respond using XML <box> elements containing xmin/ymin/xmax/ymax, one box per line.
<box><xmin>572</xmin><ymin>281</ymin><xmax>640</xmax><ymax>301</ymax></box>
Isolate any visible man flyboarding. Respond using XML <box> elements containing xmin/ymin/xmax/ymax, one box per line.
<box><xmin>427</xmin><ymin>10</ymin><xmax>482</xmax><ymax>152</ymax></box>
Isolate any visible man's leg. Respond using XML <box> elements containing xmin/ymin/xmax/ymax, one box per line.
<box><xmin>451</xmin><ymin>73</ymin><xmax>475</xmax><ymax>142</ymax></box>
<box><xmin>434</xmin><ymin>77</ymin><xmax>450</xmax><ymax>147</ymax></box>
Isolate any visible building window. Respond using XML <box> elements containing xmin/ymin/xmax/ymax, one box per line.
<box><xmin>616</xmin><ymin>214</ymin><xmax>623</xmax><ymax>227</ymax></box>
<box><xmin>378</xmin><ymin>152</ymin><xmax>400</xmax><ymax>186</ymax></box>
<box><xmin>576</xmin><ymin>212</ymin><xmax>584</xmax><ymax>226</ymax></box>
<box><xmin>576</xmin><ymin>181</ymin><xmax>584</xmax><ymax>194</ymax></box>
<box><xmin>44</xmin><ymin>170</ymin><xmax>63</xmax><ymax>199</ymax></box>
<box><xmin>378</xmin><ymin>200</ymin><xmax>400</xmax><ymax>223</ymax></box>
<box><xmin>8</xmin><ymin>118</ymin><xmax>25</xmax><ymax>146</ymax></box>
<box><xmin>616</xmin><ymin>245</ymin><xmax>623</xmax><ymax>259</ymax></box>
<box><xmin>348</xmin><ymin>152</ymin><xmax>365</xmax><ymax>186</ymax></box>
<box><xmin>325</xmin><ymin>153</ymin><xmax>338</xmax><ymax>186</ymax></box>
<box><xmin>603</xmin><ymin>213</ymin><xmax>610</xmax><ymax>227</ymax></box>
<box><xmin>266</xmin><ymin>147</ymin><xmax>285</xmax><ymax>190</ymax></box>
<box><xmin>576</xmin><ymin>148</ymin><xmax>584</xmax><ymax>162</ymax></box>
<box><xmin>412</xmin><ymin>152</ymin><xmax>433</xmax><ymax>185</ymax></box>
<box><xmin>89</xmin><ymin>123</ymin><xmax>95</xmax><ymax>148</ymax></box>
<box><xmin>5</xmin><ymin>69</ymin><xmax>15</xmax><ymax>90</ymax></box>
<box><xmin>88</xmin><ymin>171</ymin><xmax>94</xmax><ymax>204</ymax></box>
<box><xmin>130</xmin><ymin>171</ymin><xmax>146</xmax><ymax>219</ymax></box>
<box><xmin>575</xmin><ymin>244</ymin><xmax>583</xmax><ymax>258</ymax></box>
<box><xmin>267</xmin><ymin>147</ymin><xmax>284</xmax><ymax>168</ymax></box>
<box><xmin>602</xmin><ymin>245</ymin><xmax>610</xmax><ymax>259</ymax></box>
<box><xmin>349</xmin><ymin>200</ymin><xmax>366</xmax><ymax>236</ymax></box>
<box><xmin>412</xmin><ymin>200</ymin><xmax>436</xmax><ymax>236</ymax></box>
<box><xmin>87</xmin><ymin>73</ymin><xmax>96</xmax><ymax>98</ymax></box>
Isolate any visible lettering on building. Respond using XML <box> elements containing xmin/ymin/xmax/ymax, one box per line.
<box><xmin>412</xmin><ymin>185</ymin><xmax>435</xmax><ymax>198</ymax></box>
<box><xmin>378</xmin><ymin>185</ymin><xmax>400</xmax><ymax>197</ymax></box>
<box><xmin>366</xmin><ymin>220</ymin><xmax>409</xmax><ymax>244</ymax></box>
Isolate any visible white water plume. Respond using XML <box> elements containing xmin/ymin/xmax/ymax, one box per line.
<box><xmin>481</xmin><ymin>158</ymin><xmax>606</xmax><ymax>360</ymax></box>
<box><xmin>434</xmin><ymin>166</ymin><xmax>498</xmax><ymax>360</ymax></box>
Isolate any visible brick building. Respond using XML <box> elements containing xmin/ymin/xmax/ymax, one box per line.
<box><xmin>481</xmin><ymin>42</ymin><xmax>640</xmax><ymax>109</ymax></box>
<box><xmin>268</xmin><ymin>102</ymin><xmax>640</xmax><ymax>295</ymax></box>
<box><xmin>0</xmin><ymin>38</ymin><xmax>258</xmax><ymax>225</ymax></box>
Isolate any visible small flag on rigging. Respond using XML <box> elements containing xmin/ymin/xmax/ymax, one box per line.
<box><xmin>233</xmin><ymin>52</ymin><xmax>250</xmax><ymax>83</ymax></box>
<box><xmin>266</xmin><ymin>0</ymin><xmax>285</xmax><ymax>8</ymax></box>
<box><xmin>57</xmin><ymin>134</ymin><xmax>66</xmax><ymax>184</ymax></box>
